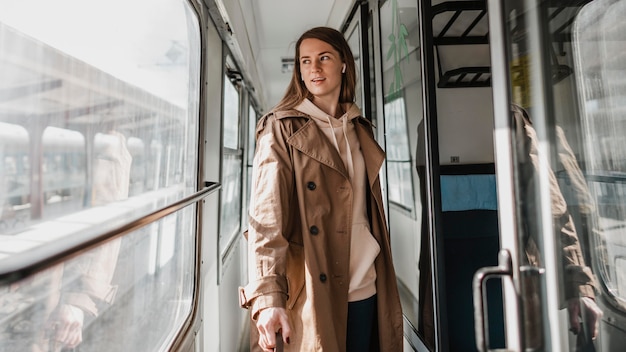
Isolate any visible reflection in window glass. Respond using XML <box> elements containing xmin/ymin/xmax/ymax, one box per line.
<box><xmin>1</xmin><ymin>206</ymin><xmax>196</xmax><ymax>351</ymax></box>
<box><xmin>0</xmin><ymin>0</ymin><xmax>199</xmax><ymax>235</ymax></box>
<box><xmin>0</xmin><ymin>0</ymin><xmax>201</xmax><ymax>350</ymax></box>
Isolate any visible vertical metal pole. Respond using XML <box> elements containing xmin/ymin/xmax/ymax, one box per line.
<box><xmin>486</xmin><ymin>0</ymin><xmax>523</xmax><ymax>350</ymax></box>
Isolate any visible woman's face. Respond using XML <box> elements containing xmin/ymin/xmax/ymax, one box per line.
<box><xmin>299</xmin><ymin>38</ymin><xmax>344</xmax><ymax>104</ymax></box>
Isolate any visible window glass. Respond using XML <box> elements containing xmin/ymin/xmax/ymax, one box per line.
<box><xmin>0</xmin><ymin>0</ymin><xmax>201</xmax><ymax>350</ymax></box>
<box><xmin>223</xmin><ymin>76</ymin><xmax>240</xmax><ymax>150</ymax></box>
<box><xmin>573</xmin><ymin>0</ymin><xmax>626</xmax><ymax>309</ymax></box>
<box><xmin>1</xmin><ymin>207</ymin><xmax>197</xmax><ymax>351</ymax></box>
<box><xmin>379</xmin><ymin>0</ymin><xmax>432</xmax><ymax>348</ymax></box>
<box><xmin>219</xmin><ymin>77</ymin><xmax>242</xmax><ymax>256</ymax></box>
<box><xmin>381</xmin><ymin>0</ymin><xmax>418</xmax><ymax>214</ymax></box>
<box><xmin>220</xmin><ymin>153</ymin><xmax>243</xmax><ymax>253</ymax></box>
<box><xmin>384</xmin><ymin>97</ymin><xmax>413</xmax><ymax>210</ymax></box>
<box><xmin>347</xmin><ymin>22</ymin><xmax>363</xmax><ymax>111</ymax></box>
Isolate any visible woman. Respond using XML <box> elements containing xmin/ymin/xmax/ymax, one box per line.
<box><xmin>239</xmin><ymin>26</ymin><xmax>403</xmax><ymax>352</ymax></box>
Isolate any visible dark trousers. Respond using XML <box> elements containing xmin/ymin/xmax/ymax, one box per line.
<box><xmin>346</xmin><ymin>294</ymin><xmax>377</xmax><ymax>352</ymax></box>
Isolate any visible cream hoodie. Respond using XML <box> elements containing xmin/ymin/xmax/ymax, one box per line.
<box><xmin>295</xmin><ymin>99</ymin><xmax>380</xmax><ymax>302</ymax></box>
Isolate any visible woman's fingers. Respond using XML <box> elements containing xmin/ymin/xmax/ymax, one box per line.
<box><xmin>256</xmin><ymin>307</ymin><xmax>291</xmax><ymax>350</ymax></box>
<box><xmin>278</xmin><ymin>313</ymin><xmax>291</xmax><ymax>345</ymax></box>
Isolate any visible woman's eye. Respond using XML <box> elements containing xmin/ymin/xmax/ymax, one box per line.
<box><xmin>320</xmin><ymin>56</ymin><xmax>329</xmax><ymax>61</ymax></box>
<box><xmin>301</xmin><ymin>59</ymin><xmax>310</xmax><ymax>65</ymax></box>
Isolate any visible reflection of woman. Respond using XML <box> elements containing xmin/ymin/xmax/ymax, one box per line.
<box><xmin>0</xmin><ymin>131</ymin><xmax>130</xmax><ymax>352</ymax></box>
<box><xmin>46</xmin><ymin>131</ymin><xmax>131</xmax><ymax>350</ymax></box>
<box><xmin>239</xmin><ymin>27</ymin><xmax>403</xmax><ymax>351</ymax></box>
<box><xmin>511</xmin><ymin>104</ymin><xmax>602</xmax><ymax>347</ymax></box>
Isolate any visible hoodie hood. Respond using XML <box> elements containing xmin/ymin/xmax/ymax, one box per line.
<box><xmin>295</xmin><ymin>99</ymin><xmax>362</xmax><ymax>128</ymax></box>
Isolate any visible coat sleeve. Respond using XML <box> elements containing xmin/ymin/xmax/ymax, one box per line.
<box><xmin>239</xmin><ymin>114</ymin><xmax>293</xmax><ymax>320</ymax></box>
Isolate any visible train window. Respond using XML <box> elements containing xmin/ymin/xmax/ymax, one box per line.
<box><xmin>346</xmin><ymin>22</ymin><xmax>364</xmax><ymax>111</ymax></box>
<box><xmin>219</xmin><ymin>76</ymin><xmax>243</xmax><ymax>257</ymax></box>
<box><xmin>0</xmin><ymin>0</ymin><xmax>201</xmax><ymax>350</ymax></box>
<box><xmin>384</xmin><ymin>96</ymin><xmax>415</xmax><ymax>212</ymax></box>
<box><xmin>1</xmin><ymin>206</ymin><xmax>198</xmax><ymax>351</ymax></box>
<box><xmin>223</xmin><ymin>73</ymin><xmax>241</xmax><ymax>150</ymax></box>
<box><xmin>573</xmin><ymin>0</ymin><xmax>626</xmax><ymax>309</ymax></box>
<box><xmin>380</xmin><ymin>0</ymin><xmax>420</xmax><ymax>215</ymax></box>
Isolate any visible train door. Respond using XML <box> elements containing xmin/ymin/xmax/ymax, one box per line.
<box><xmin>477</xmin><ymin>0</ymin><xmax>626</xmax><ymax>351</ymax></box>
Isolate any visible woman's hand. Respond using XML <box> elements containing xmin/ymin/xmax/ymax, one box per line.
<box><xmin>567</xmin><ymin>296</ymin><xmax>603</xmax><ymax>339</ymax></box>
<box><xmin>46</xmin><ymin>304</ymin><xmax>85</xmax><ymax>350</ymax></box>
<box><xmin>256</xmin><ymin>307</ymin><xmax>291</xmax><ymax>351</ymax></box>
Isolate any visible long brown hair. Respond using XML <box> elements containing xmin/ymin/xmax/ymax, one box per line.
<box><xmin>273</xmin><ymin>27</ymin><xmax>356</xmax><ymax>111</ymax></box>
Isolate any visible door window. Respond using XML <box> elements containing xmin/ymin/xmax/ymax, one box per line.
<box><xmin>497</xmin><ymin>0</ymin><xmax>626</xmax><ymax>350</ymax></box>
<box><xmin>573</xmin><ymin>0</ymin><xmax>626</xmax><ymax>314</ymax></box>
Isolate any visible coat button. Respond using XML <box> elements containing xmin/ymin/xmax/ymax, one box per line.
<box><xmin>307</xmin><ymin>181</ymin><xmax>316</xmax><ymax>190</ymax></box>
<box><xmin>309</xmin><ymin>225</ymin><xmax>319</xmax><ymax>235</ymax></box>
<box><xmin>319</xmin><ymin>273</ymin><xmax>327</xmax><ymax>282</ymax></box>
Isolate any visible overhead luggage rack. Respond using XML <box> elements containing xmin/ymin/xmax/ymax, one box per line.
<box><xmin>544</xmin><ymin>0</ymin><xmax>593</xmax><ymax>83</ymax></box>
<box><xmin>438</xmin><ymin>66</ymin><xmax>491</xmax><ymax>88</ymax></box>
<box><xmin>432</xmin><ymin>1</ymin><xmax>490</xmax><ymax>88</ymax></box>
<box><xmin>431</xmin><ymin>0</ymin><xmax>592</xmax><ymax>88</ymax></box>
<box><xmin>432</xmin><ymin>1</ymin><xmax>488</xmax><ymax>46</ymax></box>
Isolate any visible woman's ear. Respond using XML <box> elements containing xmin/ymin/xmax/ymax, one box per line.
<box><xmin>342</xmin><ymin>63</ymin><xmax>346</xmax><ymax>73</ymax></box>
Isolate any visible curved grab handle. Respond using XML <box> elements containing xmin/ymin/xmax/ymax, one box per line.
<box><xmin>473</xmin><ymin>249</ymin><xmax>513</xmax><ymax>352</ymax></box>
<box><xmin>274</xmin><ymin>331</ymin><xmax>283</xmax><ymax>352</ymax></box>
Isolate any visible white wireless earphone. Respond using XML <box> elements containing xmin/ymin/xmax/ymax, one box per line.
<box><xmin>342</xmin><ymin>64</ymin><xmax>346</xmax><ymax>73</ymax></box>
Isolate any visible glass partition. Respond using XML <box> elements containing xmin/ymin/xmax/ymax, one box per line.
<box><xmin>379</xmin><ymin>0</ymin><xmax>432</xmax><ymax>348</ymax></box>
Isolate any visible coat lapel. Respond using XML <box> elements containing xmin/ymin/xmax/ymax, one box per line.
<box><xmin>286</xmin><ymin>118</ymin><xmax>348</xmax><ymax>177</ymax></box>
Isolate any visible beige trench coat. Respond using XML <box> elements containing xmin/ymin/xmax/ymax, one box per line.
<box><xmin>239</xmin><ymin>109</ymin><xmax>403</xmax><ymax>351</ymax></box>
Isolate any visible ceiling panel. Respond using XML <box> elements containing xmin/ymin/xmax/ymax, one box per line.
<box><xmin>249</xmin><ymin>0</ymin><xmax>339</xmax><ymax>108</ymax></box>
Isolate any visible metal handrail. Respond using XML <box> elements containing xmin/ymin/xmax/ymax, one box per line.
<box><xmin>0</xmin><ymin>181</ymin><xmax>221</xmax><ymax>285</ymax></box>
